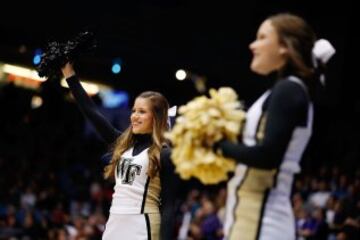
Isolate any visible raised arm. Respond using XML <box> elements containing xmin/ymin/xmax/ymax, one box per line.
<box><xmin>62</xmin><ymin>63</ymin><xmax>121</xmax><ymax>144</ymax></box>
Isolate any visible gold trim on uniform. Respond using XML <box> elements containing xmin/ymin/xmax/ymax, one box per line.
<box><xmin>229</xmin><ymin>168</ymin><xmax>276</xmax><ymax>240</ymax></box>
<box><xmin>144</xmin><ymin>174</ymin><xmax>161</xmax><ymax>213</ymax></box>
<box><xmin>256</xmin><ymin>114</ymin><xmax>267</xmax><ymax>142</ymax></box>
<box><xmin>146</xmin><ymin>213</ymin><xmax>161</xmax><ymax>240</ymax></box>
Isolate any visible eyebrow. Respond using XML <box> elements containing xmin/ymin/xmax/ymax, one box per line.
<box><xmin>132</xmin><ymin>107</ymin><xmax>147</xmax><ymax>111</ymax></box>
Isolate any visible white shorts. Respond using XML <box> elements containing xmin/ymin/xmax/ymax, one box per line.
<box><xmin>102</xmin><ymin>213</ymin><xmax>160</xmax><ymax>240</ymax></box>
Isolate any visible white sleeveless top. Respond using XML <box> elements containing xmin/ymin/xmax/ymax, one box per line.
<box><xmin>110</xmin><ymin>147</ymin><xmax>160</xmax><ymax>214</ymax></box>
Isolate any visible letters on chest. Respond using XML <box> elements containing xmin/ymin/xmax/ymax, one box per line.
<box><xmin>117</xmin><ymin>158</ymin><xmax>142</xmax><ymax>185</ymax></box>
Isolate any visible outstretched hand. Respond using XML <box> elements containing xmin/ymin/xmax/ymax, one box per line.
<box><xmin>61</xmin><ymin>62</ymin><xmax>76</xmax><ymax>79</ymax></box>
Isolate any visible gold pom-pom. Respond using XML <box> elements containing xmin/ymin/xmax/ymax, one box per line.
<box><xmin>166</xmin><ymin>87</ymin><xmax>245</xmax><ymax>184</ymax></box>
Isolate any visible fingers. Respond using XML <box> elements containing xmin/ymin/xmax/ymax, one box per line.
<box><xmin>61</xmin><ymin>62</ymin><xmax>76</xmax><ymax>79</ymax></box>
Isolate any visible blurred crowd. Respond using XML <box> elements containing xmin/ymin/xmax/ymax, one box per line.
<box><xmin>176</xmin><ymin>166</ymin><xmax>360</xmax><ymax>240</ymax></box>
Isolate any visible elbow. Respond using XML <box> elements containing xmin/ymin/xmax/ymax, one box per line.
<box><xmin>261</xmin><ymin>144</ymin><xmax>283</xmax><ymax>169</ymax></box>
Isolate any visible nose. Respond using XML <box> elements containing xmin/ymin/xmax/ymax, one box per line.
<box><xmin>131</xmin><ymin>113</ymin><xmax>138</xmax><ymax>121</ymax></box>
<box><xmin>249</xmin><ymin>40</ymin><xmax>256</xmax><ymax>52</ymax></box>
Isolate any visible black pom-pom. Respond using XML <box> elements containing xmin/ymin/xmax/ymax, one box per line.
<box><xmin>63</xmin><ymin>31</ymin><xmax>97</xmax><ymax>62</ymax></box>
<box><xmin>37</xmin><ymin>41</ymin><xmax>65</xmax><ymax>78</ymax></box>
<box><xmin>37</xmin><ymin>31</ymin><xmax>97</xmax><ymax>79</ymax></box>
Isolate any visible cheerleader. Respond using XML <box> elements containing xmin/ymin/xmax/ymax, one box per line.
<box><xmin>61</xmin><ymin>63</ymin><xmax>181</xmax><ymax>240</ymax></box>
<box><xmin>213</xmin><ymin>13</ymin><xmax>336</xmax><ymax>240</ymax></box>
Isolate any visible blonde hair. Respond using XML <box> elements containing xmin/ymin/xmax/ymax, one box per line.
<box><xmin>104</xmin><ymin>91</ymin><xmax>169</xmax><ymax>179</ymax></box>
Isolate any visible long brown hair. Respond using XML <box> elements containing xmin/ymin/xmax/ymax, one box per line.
<box><xmin>268</xmin><ymin>13</ymin><xmax>317</xmax><ymax>80</ymax></box>
<box><xmin>104</xmin><ymin>91</ymin><xmax>169</xmax><ymax>179</ymax></box>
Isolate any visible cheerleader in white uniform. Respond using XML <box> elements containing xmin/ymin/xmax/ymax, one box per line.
<box><xmin>61</xmin><ymin>63</ymin><xmax>181</xmax><ymax>240</ymax></box>
<box><xmin>213</xmin><ymin>13</ymin><xmax>336</xmax><ymax>240</ymax></box>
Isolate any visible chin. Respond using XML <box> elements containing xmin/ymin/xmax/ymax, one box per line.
<box><xmin>251</xmin><ymin>62</ymin><xmax>260</xmax><ymax>74</ymax></box>
<box><xmin>251</xmin><ymin>64</ymin><xmax>269</xmax><ymax>76</ymax></box>
<box><xmin>251</xmin><ymin>66</ymin><xmax>263</xmax><ymax>75</ymax></box>
<box><xmin>132</xmin><ymin>129</ymin><xmax>139</xmax><ymax>134</ymax></box>
<box><xmin>132</xmin><ymin>129</ymin><xmax>148</xmax><ymax>134</ymax></box>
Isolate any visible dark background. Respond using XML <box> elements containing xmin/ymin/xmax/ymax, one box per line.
<box><xmin>0</xmin><ymin>0</ymin><xmax>358</xmax><ymax>167</ymax></box>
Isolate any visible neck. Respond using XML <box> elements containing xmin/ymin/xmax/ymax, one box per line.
<box><xmin>134</xmin><ymin>133</ymin><xmax>152</xmax><ymax>142</ymax></box>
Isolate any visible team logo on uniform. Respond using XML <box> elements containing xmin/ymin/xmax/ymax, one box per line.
<box><xmin>117</xmin><ymin>158</ymin><xmax>142</xmax><ymax>185</ymax></box>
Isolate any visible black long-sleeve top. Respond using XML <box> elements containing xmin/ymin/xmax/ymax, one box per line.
<box><xmin>66</xmin><ymin>75</ymin><xmax>181</xmax><ymax>240</ymax></box>
<box><xmin>216</xmin><ymin>78</ymin><xmax>310</xmax><ymax>170</ymax></box>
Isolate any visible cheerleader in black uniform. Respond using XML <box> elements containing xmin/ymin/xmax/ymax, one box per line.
<box><xmin>213</xmin><ymin>13</ymin><xmax>335</xmax><ymax>240</ymax></box>
<box><xmin>61</xmin><ymin>63</ymin><xmax>180</xmax><ymax>240</ymax></box>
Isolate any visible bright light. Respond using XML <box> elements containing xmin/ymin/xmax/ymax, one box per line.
<box><xmin>31</xmin><ymin>96</ymin><xmax>43</xmax><ymax>109</ymax></box>
<box><xmin>33</xmin><ymin>55</ymin><xmax>41</xmax><ymax>65</ymax></box>
<box><xmin>175</xmin><ymin>69</ymin><xmax>187</xmax><ymax>81</ymax></box>
<box><xmin>112</xmin><ymin>58</ymin><xmax>122</xmax><ymax>74</ymax></box>
<box><xmin>112</xmin><ymin>63</ymin><xmax>121</xmax><ymax>74</ymax></box>
<box><xmin>3</xmin><ymin>64</ymin><xmax>46</xmax><ymax>82</ymax></box>
<box><xmin>61</xmin><ymin>78</ymin><xmax>100</xmax><ymax>95</ymax></box>
<box><xmin>100</xmin><ymin>89</ymin><xmax>129</xmax><ymax>108</ymax></box>
<box><xmin>33</xmin><ymin>49</ymin><xmax>42</xmax><ymax>65</ymax></box>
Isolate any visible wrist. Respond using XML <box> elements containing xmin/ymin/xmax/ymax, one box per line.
<box><xmin>63</xmin><ymin>70</ymin><xmax>76</xmax><ymax>79</ymax></box>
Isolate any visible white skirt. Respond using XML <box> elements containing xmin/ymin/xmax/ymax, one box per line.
<box><xmin>102</xmin><ymin>213</ymin><xmax>160</xmax><ymax>240</ymax></box>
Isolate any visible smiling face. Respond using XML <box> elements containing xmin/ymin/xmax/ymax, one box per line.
<box><xmin>130</xmin><ymin>97</ymin><xmax>154</xmax><ymax>134</ymax></box>
<box><xmin>249</xmin><ymin>20</ymin><xmax>288</xmax><ymax>75</ymax></box>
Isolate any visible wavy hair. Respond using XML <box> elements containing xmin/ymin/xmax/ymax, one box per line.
<box><xmin>104</xmin><ymin>91</ymin><xmax>169</xmax><ymax>179</ymax></box>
